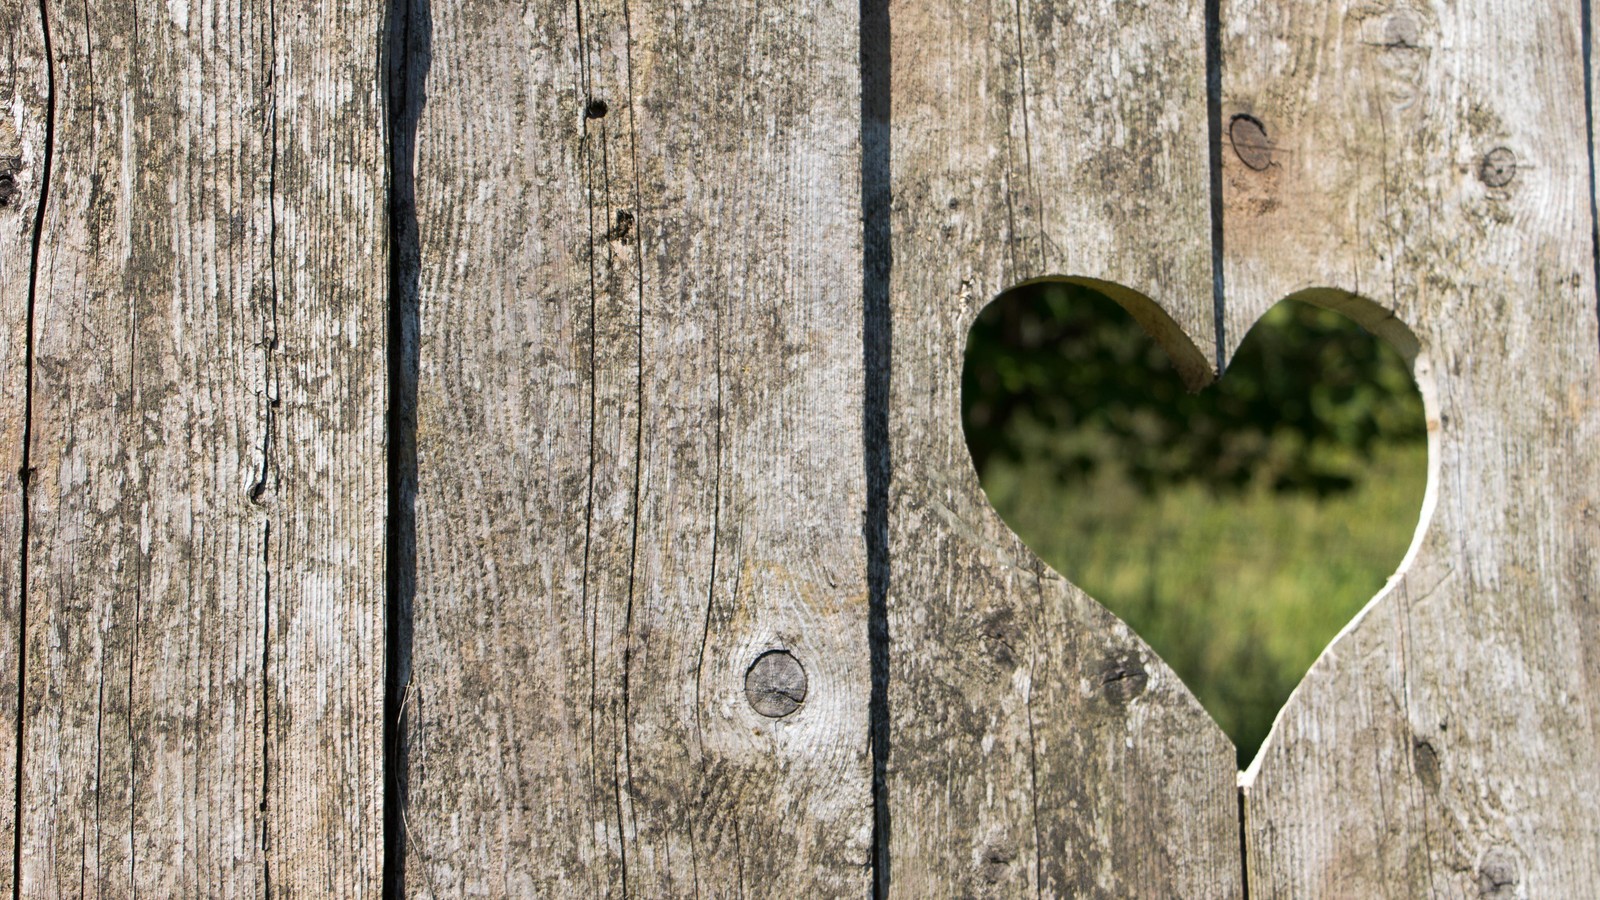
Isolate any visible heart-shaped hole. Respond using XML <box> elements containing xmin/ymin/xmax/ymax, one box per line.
<box><xmin>962</xmin><ymin>281</ymin><xmax>1429</xmax><ymax>767</ymax></box>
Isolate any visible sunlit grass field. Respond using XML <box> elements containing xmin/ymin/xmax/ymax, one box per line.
<box><xmin>980</xmin><ymin>440</ymin><xmax>1428</xmax><ymax>768</ymax></box>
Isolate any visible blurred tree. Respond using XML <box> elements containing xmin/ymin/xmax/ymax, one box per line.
<box><xmin>962</xmin><ymin>282</ymin><xmax>1426</xmax><ymax>493</ymax></box>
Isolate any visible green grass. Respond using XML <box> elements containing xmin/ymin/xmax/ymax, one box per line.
<box><xmin>980</xmin><ymin>440</ymin><xmax>1429</xmax><ymax>768</ymax></box>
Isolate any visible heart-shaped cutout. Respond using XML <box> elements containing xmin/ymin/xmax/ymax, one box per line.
<box><xmin>962</xmin><ymin>281</ymin><xmax>1429</xmax><ymax>767</ymax></box>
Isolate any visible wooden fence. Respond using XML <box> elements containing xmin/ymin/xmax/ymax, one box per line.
<box><xmin>1</xmin><ymin>0</ymin><xmax>1597</xmax><ymax>895</ymax></box>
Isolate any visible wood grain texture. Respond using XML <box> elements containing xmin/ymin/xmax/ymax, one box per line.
<box><xmin>0</xmin><ymin>1</ymin><xmax>49</xmax><ymax>893</ymax></box>
<box><xmin>882</xmin><ymin>0</ymin><xmax>1241</xmax><ymax>894</ymax></box>
<box><xmin>0</xmin><ymin>0</ymin><xmax>1593</xmax><ymax>893</ymax></box>
<box><xmin>1221</xmin><ymin>0</ymin><xmax>1600</xmax><ymax>894</ymax></box>
<box><xmin>403</xmin><ymin>0</ymin><xmax>869</xmax><ymax>894</ymax></box>
<box><xmin>16</xmin><ymin>0</ymin><xmax>386</xmax><ymax>895</ymax></box>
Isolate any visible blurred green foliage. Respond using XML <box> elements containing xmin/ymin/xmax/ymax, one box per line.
<box><xmin>963</xmin><ymin>283</ymin><xmax>1426</xmax><ymax>495</ymax></box>
<box><xmin>961</xmin><ymin>283</ymin><xmax>1430</xmax><ymax>767</ymax></box>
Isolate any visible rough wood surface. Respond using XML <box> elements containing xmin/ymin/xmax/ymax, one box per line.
<box><xmin>0</xmin><ymin>1</ymin><xmax>49</xmax><ymax>893</ymax></box>
<box><xmin>2</xmin><ymin>0</ymin><xmax>1596</xmax><ymax>894</ymax></box>
<box><xmin>1221</xmin><ymin>0</ymin><xmax>1600</xmax><ymax>893</ymax></box>
<box><xmin>14</xmin><ymin>1</ymin><xmax>386</xmax><ymax>895</ymax></box>
<box><xmin>881</xmin><ymin>0</ymin><xmax>1241</xmax><ymax>894</ymax></box>
<box><xmin>402</xmin><ymin>0</ymin><xmax>870</xmax><ymax>894</ymax></box>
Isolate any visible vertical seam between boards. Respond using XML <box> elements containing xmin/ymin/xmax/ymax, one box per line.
<box><xmin>859</xmin><ymin>0</ymin><xmax>892</xmax><ymax>893</ymax></box>
<box><xmin>383</xmin><ymin>0</ymin><xmax>423</xmax><ymax>895</ymax></box>
<box><xmin>1581</xmin><ymin>0</ymin><xmax>1600</xmax><ymax>355</ymax></box>
<box><xmin>1207</xmin><ymin>2</ymin><xmax>1249</xmax><ymax>894</ymax></box>
<box><xmin>1205</xmin><ymin>0</ymin><xmax>1227</xmax><ymax>372</ymax></box>
<box><xmin>1237</xmin><ymin>785</ymin><xmax>1250</xmax><ymax>899</ymax></box>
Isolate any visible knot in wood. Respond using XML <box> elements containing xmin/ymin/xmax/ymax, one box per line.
<box><xmin>0</xmin><ymin>156</ymin><xmax>21</xmax><ymax>209</ymax></box>
<box><xmin>1383</xmin><ymin>11</ymin><xmax>1421</xmax><ymax>48</ymax></box>
<box><xmin>979</xmin><ymin>841</ymin><xmax>1015</xmax><ymax>884</ymax></box>
<box><xmin>605</xmin><ymin>209</ymin><xmax>635</xmax><ymax>242</ymax></box>
<box><xmin>1411</xmin><ymin>737</ymin><xmax>1441</xmax><ymax>792</ymax></box>
<box><xmin>1476</xmin><ymin>847</ymin><xmax>1521</xmax><ymax>897</ymax></box>
<box><xmin>1477</xmin><ymin>147</ymin><xmax>1517</xmax><ymax>188</ymax></box>
<box><xmin>1228</xmin><ymin>114</ymin><xmax>1274</xmax><ymax>171</ymax></box>
<box><xmin>1097</xmin><ymin>653</ymin><xmax>1149</xmax><ymax>704</ymax></box>
<box><xmin>744</xmin><ymin>650</ymin><xmax>807</xmax><ymax>718</ymax></box>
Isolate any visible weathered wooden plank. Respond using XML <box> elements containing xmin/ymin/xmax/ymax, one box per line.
<box><xmin>266</xmin><ymin>2</ymin><xmax>387</xmax><ymax>891</ymax></box>
<box><xmin>404</xmin><ymin>0</ymin><xmax>869</xmax><ymax>894</ymax></box>
<box><xmin>0</xmin><ymin>1</ymin><xmax>49</xmax><ymax>893</ymax></box>
<box><xmin>16</xmin><ymin>1</ymin><xmax>385</xmax><ymax>895</ymax></box>
<box><xmin>882</xmin><ymin>0</ymin><xmax>1241</xmax><ymax>894</ymax></box>
<box><xmin>1221</xmin><ymin>0</ymin><xmax>1600</xmax><ymax>893</ymax></box>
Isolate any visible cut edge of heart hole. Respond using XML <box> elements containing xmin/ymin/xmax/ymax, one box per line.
<box><xmin>961</xmin><ymin>276</ymin><xmax>1440</xmax><ymax>773</ymax></box>
<box><xmin>1240</xmin><ymin>286</ymin><xmax>1440</xmax><ymax>781</ymax></box>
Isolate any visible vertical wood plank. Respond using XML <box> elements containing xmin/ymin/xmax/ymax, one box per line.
<box><xmin>883</xmin><ymin>0</ymin><xmax>1241</xmax><ymax>895</ymax></box>
<box><xmin>268</xmin><ymin>2</ymin><xmax>388</xmax><ymax>892</ymax></box>
<box><xmin>405</xmin><ymin>0</ymin><xmax>870</xmax><ymax>894</ymax></box>
<box><xmin>17</xmin><ymin>0</ymin><xmax>385</xmax><ymax>895</ymax></box>
<box><xmin>1222</xmin><ymin>0</ymin><xmax>1600</xmax><ymax>893</ymax></box>
<box><xmin>0</xmin><ymin>0</ymin><xmax>49</xmax><ymax>893</ymax></box>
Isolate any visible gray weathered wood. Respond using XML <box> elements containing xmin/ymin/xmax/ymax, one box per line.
<box><xmin>1221</xmin><ymin>0</ymin><xmax>1600</xmax><ymax>893</ymax></box>
<box><xmin>15</xmin><ymin>1</ymin><xmax>386</xmax><ymax>895</ymax></box>
<box><xmin>403</xmin><ymin>0</ymin><xmax>870</xmax><ymax>894</ymax></box>
<box><xmin>0</xmin><ymin>1</ymin><xmax>49</xmax><ymax>893</ymax></box>
<box><xmin>882</xmin><ymin>0</ymin><xmax>1241</xmax><ymax>894</ymax></box>
<box><xmin>1</xmin><ymin>0</ymin><xmax>1595</xmax><ymax>894</ymax></box>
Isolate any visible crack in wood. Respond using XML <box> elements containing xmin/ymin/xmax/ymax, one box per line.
<box><xmin>12</xmin><ymin>1</ymin><xmax>54</xmax><ymax>895</ymax></box>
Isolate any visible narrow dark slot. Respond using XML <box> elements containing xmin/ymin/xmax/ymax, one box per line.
<box><xmin>1582</xmin><ymin>0</ymin><xmax>1599</xmax><ymax>351</ymax></box>
<box><xmin>1204</xmin><ymin>10</ymin><xmax>1254</xmax><ymax>895</ymax></box>
<box><xmin>859</xmin><ymin>0</ymin><xmax>892</xmax><ymax>895</ymax></box>
<box><xmin>1237</xmin><ymin>786</ymin><xmax>1250</xmax><ymax>899</ymax></box>
<box><xmin>13</xmin><ymin>2</ymin><xmax>55</xmax><ymax>897</ymax></box>
<box><xmin>383</xmin><ymin>1</ymin><xmax>429</xmax><ymax>896</ymax></box>
<box><xmin>1205</xmin><ymin>0</ymin><xmax>1227</xmax><ymax>372</ymax></box>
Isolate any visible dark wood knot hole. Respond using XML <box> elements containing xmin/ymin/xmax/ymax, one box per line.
<box><xmin>744</xmin><ymin>650</ymin><xmax>807</xmax><ymax>718</ymax></box>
